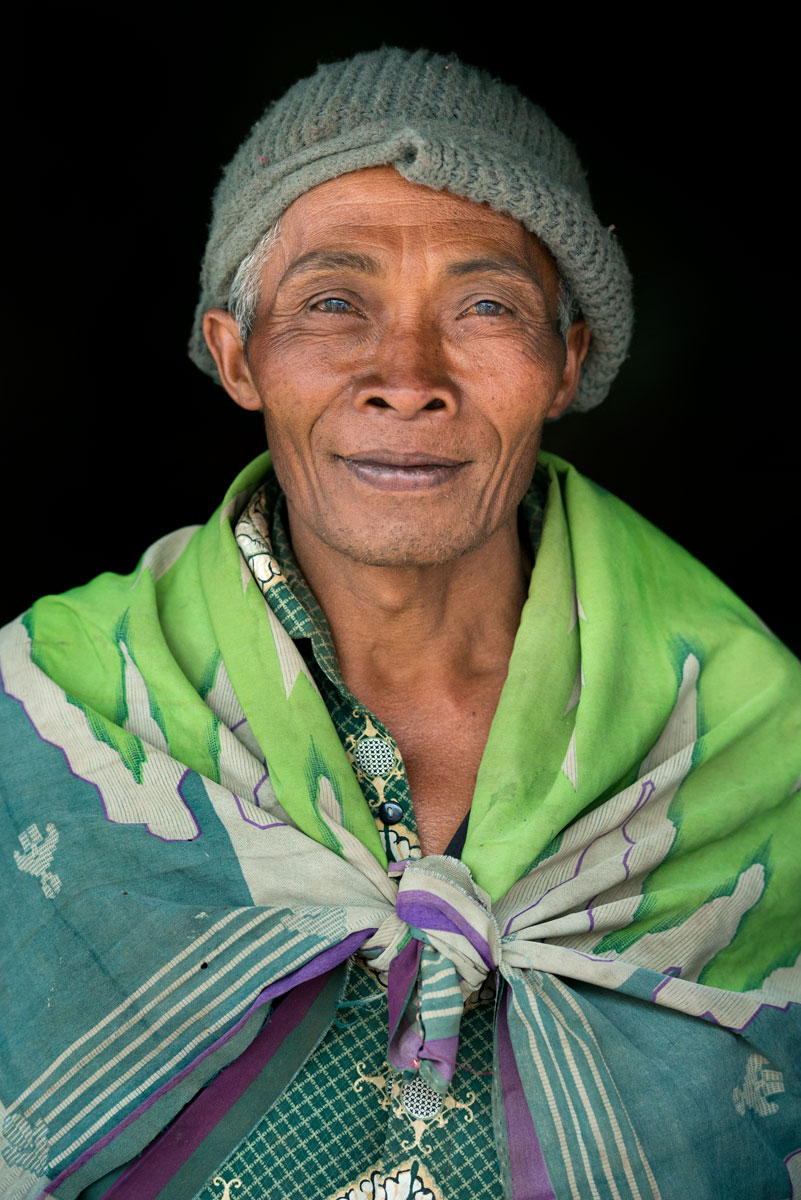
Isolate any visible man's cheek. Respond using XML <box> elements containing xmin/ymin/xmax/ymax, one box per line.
<box><xmin>256</xmin><ymin>321</ymin><xmax>364</xmax><ymax>372</ymax></box>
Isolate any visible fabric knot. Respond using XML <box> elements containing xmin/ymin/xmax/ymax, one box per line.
<box><xmin>369</xmin><ymin>856</ymin><xmax>499</xmax><ymax>1097</ymax></box>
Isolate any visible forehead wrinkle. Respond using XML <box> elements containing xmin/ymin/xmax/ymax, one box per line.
<box><xmin>277</xmin><ymin>249</ymin><xmax>383</xmax><ymax>291</ymax></box>
<box><xmin>445</xmin><ymin>255</ymin><xmax>547</xmax><ymax>292</ymax></box>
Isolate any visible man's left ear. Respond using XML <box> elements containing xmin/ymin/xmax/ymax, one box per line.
<box><xmin>547</xmin><ymin>319</ymin><xmax>592</xmax><ymax>419</ymax></box>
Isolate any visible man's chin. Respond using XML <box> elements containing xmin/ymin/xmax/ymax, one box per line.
<box><xmin>313</xmin><ymin>522</ymin><xmax>491</xmax><ymax>570</ymax></box>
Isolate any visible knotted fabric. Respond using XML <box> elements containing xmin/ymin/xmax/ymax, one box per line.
<box><xmin>363</xmin><ymin>858</ymin><xmax>500</xmax><ymax>1096</ymax></box>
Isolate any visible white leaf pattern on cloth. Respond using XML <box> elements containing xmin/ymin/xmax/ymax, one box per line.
<box><xmin>733</xmin><ymin>1054</ymin><xmax>785</xmax><ymax>1117</ymax></box>
<box><xmin>13</xmin><ymin>822</ymin><xmax>61</xmax><ymax>898</ymax></box>
<box><xmin>0</xmin><ymin>1112</ymin><xmax>50</xmax><ymax>1174</ymax></box>
<box><xmin>0</xmin><ymin>1099</ymin><xmax>50</xmax><ymax>1200</ymax></box>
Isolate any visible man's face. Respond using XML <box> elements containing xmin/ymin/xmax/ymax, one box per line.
<box><xmin>208</xmin><ymin>166</ymin><xmax>588</xmax><ymax>568</ymax></box>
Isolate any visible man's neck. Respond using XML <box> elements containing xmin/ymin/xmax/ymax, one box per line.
<box><xmin>287</xmin><ymin>507</ymin><xmax>530</xmax><ymax>698</ymax></box>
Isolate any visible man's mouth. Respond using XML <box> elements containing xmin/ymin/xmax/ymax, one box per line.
<box><xmin>337</xmin><ymin>451</ymin><xmax>467</xmax><ymax>492</ymax></box>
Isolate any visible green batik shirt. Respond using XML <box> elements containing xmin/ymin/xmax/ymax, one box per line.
<box><xmin>192</xmin><ymin>468</ymin><xmax>548</xmax><ymax>1200</ymax></box>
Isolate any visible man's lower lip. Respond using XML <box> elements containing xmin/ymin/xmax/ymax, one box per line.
<box><xmin>340</xmin><ymin>459</ymin><xmax>465</xmax><ymax>491</ymax></box>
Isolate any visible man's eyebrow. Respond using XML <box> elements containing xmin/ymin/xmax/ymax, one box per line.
<box><xmin>278</xmin><ymin>250</ymin><xmax>382</xmax><ymax>289</ymax></box>
<box><xmin>445</xmin><ymin>256</ymin><xmax>545</xmax><ymax>289</ymax></box>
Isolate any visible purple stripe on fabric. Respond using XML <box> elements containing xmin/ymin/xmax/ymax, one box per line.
<box><xmin>725</xmin><ymin>998</ymin><xmax>795</xmax><ymax>1032</ymax></box>
<box><xmin>397</xmin><ymin>890</ymin><xmax>496</xmax><ymax>970</ymax></box>
<box><xmin>105</xmin><ymin>971</ymin><xmax>330</xmax><ymax>1198</ymax></box>
<box><xmin>650</xmin><ymin>965</ymin><xmax>682</xmax><ymax>1001</ymax></box>
<box><xmin>419</xmin><ymin>1035</ymin><xmax>459</xmax><ymax>1084</ymax></box>
<box><xmin>497</xmin><ymin>990</ymin><xmax>556</xmax><ymax>1200</ymax></box>
<box><xmin>387</xmin><ymin>939</ymin><xmax>421</xmax><ymax>1039</ymax></box>
<box><xmin>648</xmin><ymin>972</ymin><xmax>797</xmax><ymax>1033</ymax></box>
<box><xmin>504</xmin><ymin>778</ymin><xmax>656</xmax><ymax>935</ymax></box>
<box><xmin>420</xmin><ymin>1035</ymin><xmax>460</xmax><ymax>1061</ymax></box>
<box><xmin>389</xmin><ymin>1015</ymin><xmax>424</xmax><ymax>1071</ymax></box>
<box><xmin>256</xmin><ymin>931</ymin><xmax>374</xmax><ymax>1005</ymax></box>
<box><xmin>253</xmin><ymin>769</ymin><xmax>269</xmax><ymax>805</ymax></box>
<box><xmin>45</xmin><ymin>929</ymin><xmax>373</xmax><ymax>1194</ymax></box>
<box><xmin>233</xmin><ymin>792</ymin><xmax>287</xmax><ymax>829</ymax></box>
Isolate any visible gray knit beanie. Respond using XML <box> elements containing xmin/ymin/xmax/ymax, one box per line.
<box><xmin>189</xmin><ymin>47</ymin><xmax>632</xmax><ymax>412</ymax></box>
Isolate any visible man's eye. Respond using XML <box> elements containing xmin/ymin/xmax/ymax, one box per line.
<box><xmin>464</xmin><ymin>300</ymin><xmax>508</xmax><ymax>317</ymax></box>
<box><xmin>312</xmin><ymin>297</ymin><xmax>354</xmax><ymax>313</ymax></box>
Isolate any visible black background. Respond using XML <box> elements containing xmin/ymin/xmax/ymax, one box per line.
<box><xmin>9</xmin><ymin>12</ymin><xmax>797</xmax><ymax>653</ymax></box>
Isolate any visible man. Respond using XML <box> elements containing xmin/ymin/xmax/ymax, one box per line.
<box><xmin>1</xmin><ymin>47</ymin><xmax>799</xmax><ymax>1200</ymax></box>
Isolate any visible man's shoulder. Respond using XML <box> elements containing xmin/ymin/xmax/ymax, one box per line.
<box><xmin>539</xmin><ymin>450</ymin><xmax>799</xmax><ymax>671</ymax></box>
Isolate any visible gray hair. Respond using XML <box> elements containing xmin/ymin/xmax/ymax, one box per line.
<box><xmin>228</xmin><ymin>219</ymin><xmax>580</xmax><ymax>346</ymax></box>
<box><xmin>228</xmin><ymin>221</ymin><xmax>283</xmax><ymax>345</ymax></box>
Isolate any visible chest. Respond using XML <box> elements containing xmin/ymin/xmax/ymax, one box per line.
<box><xmin>366</xmin><ymin>680</ymin><xmax>505</xmax><ymax>856</ymax></box>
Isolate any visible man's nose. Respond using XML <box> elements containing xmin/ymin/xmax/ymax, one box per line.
<box><xmin>350</xmin><ymin>325</ymin><xmax>460</xmax><ymax>419</ymax></box>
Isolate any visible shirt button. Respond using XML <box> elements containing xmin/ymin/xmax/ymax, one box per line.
<box><xmin>354</xmin><ymin>736</ymin><xmax>395</xmax><ymax>778</ymax></box>
<box><xmin>378</xmin><ymin>801</ymin><xmax>404</xmax><ymax>825</ymax></box>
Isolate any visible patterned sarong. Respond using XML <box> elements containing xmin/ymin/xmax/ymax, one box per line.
<box><xmin>1</xmin><ymin>451</ymin><xmax>800</xmax><ymax>1200</ymax></box>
